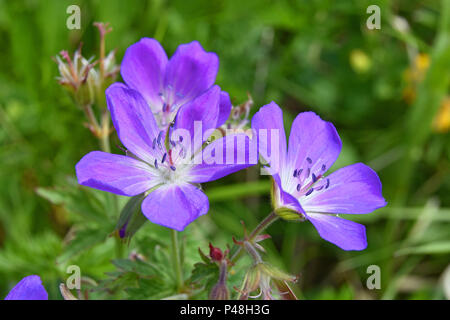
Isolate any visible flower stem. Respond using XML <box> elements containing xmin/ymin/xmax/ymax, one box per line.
<box><xmin>171</xmin><ymin>229</ymin><xmax>184</xmax><ymax>292</ymax></box>
<box><xmin>230</xmin><ymin>211</ymin><xmax>278</xmax><ymax>264</ymax></box>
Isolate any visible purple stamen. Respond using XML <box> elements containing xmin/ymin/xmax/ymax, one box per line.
<box><xmin>293</xmin><ymin>169</ymin><xmax>298</xmax><ymax>177</ymax></box>
<box><xmin>325</xmin><ymin>178</ymin><xmax>330</xmax><ymax>189</ymax></box>
<box><xmin>296</xmin><ymin>184</ymin><xmax>301</xmax><ymax>191</ymax></box>
<box><xmin>321</xmin><ymin>164</ymin><xmax>326</xmax><ymax>171</ymax></box>
<box><xmin>162</xmin><ymin>153</ymin><xmax>167</xmax><ymax>163</ymax></box>
<box><xmin>152</xmin><ymin>138</ymin><xmax>156</xmax><ymax>149</ymax></box>
<box><xmin>154</xmin><ymin>159</ymin><xmax>158</xmax><ymax>169</ymax></box>
<box><xmin>305</xmin><ymin>188</ymin><xmax>314</xmax><ymax>196</ymax></box>
<box><xmin>306</xmin><ymin>157</ymin><xmax>312</xmax><ymax>164</ymax></box>
<box><xmin>170</xmin><ymin>166</ymin><xmax>176</xmax><ymax>171</ymax></box>
<box><xmin>305</xmin><ymin>168</ymin><xmax>310</xmax><ymax>179</ymax></box>
<box><xmin>312</xmin><ymin>173</ymin><xmax>317</xmax><ymax>183</ymax></box>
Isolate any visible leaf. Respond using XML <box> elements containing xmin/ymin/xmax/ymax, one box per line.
<box><xmin>57</xmin><ymin>227</ymin><xmax>110</xmax><ymax>263</ymax></box>
<box><xmin>396</xmin><ymin>241</ymin><xmax>450</xmax><ymax>256</ymax></box>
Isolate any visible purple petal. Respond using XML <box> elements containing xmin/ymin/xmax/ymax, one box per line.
<box><xmin>251</xmin><ymin>102</ymin><xmax>287</xmax><ymax>174</ymax></box>
<box><xmin>4</xmin><ymin>275</ymin><xmax>48</xmax><ymax>300</ymax></box>
<box><xmin>106</xmin><ymin>83</ymin><xmax>163</xmax><ymax>163</ymax></box>
<box><xmin>76</xmin><ymin>151</ymin><xmax>158</xmax><ymax>197</ymax></box>
<box><xmin>121</xmin><ymin>38</ymin><xmax>168</xmax><ymax>112</ymax></box>
<box><xmin>141</xmin><ymin>184</ymin><xmax>209</xmax><ymax>231</ymax></box>
<box><xmin>217</xmin><ymin>91</ymin><xmax>232</xmax><ymax>127</ymax></box>
<box><xmin>286</xmin><ymin>112</ymin><xmax>341</xmax><ymax>188</ymax></box>
<box><xmin>164</xmin><ymin>41</ymin><xmax>218</xmax><ymax>107</ymax></box>
<box><xmin>173</xmin><ymin>85</ymin><xmax>221</xmax><ymax>146</ymax></box>
<box><xmin>189</xmin><ymin>133</ymin><xmax>256</xmax><ymax>183</ymax></box>
<box><xmin>301</xmin><ymin>163</ymin><xmax>387</xmax><ymax>214</ymax></box>
<box><xmin>272</xmin><ymin>173</ymin><xmax>305</xmax><ymax>214</ymax></box>
<box><xmin>307</xmin><ymin>213</ymin><xmax>367</xmax><ymax>251</ymax></box>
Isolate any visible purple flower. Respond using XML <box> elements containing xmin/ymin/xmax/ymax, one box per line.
<box><xmin>76</xmin><ymin>84</ymin><xmax>254</xmax><ymax>231</ymax></box>
<box><xmin>4</xmin><ymin>275</ymin><xmax>48</xmax><ymax>300</ymax></box>
<box><xmin>120</xmin><ymin>38</ymin><xmax>231</xmax><ymax>129</ymax></box>
<box><xmin>252</xmin><ymin>102</ymin><xmax>387</xmax><ymax>250</ymax></box>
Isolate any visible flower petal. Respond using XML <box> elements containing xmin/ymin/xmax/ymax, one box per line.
<box><xmin>141</xmin><ymin>184</ymin><xmax>209</xmax><ymax>231</ymax></box>
<box><xmin>284</xmin><ymin>112</ymin><xmax>341</xmax><ymax>194</ymax></box>
<box><xmin>164</xmin><ymin>41</ymin><xmax>218</xmax><ymax>107</ymax></box>
<box><xmin>217</xmin><ymin>91</ymin><xmax>232</xmax><ymax>127</ymax></box>
<box><xmin>76</xmin><ymin>151</ymin><xmax>158</xmax><ymax>197</ymax></box>
<box><xmin>251</xmin><ymin>102</ymin><xmax>287</xmax><ymax>174</ymax></box>
<box><xmin>106</xmin><ymin>83</ymin><xmax>163</xmax><ymax>163</ymax></box>
<box><xmin>272</xmin><ymin>173</ymin><xmax>305</xmax><ymax>214</ymax></box>
<box><xmin>4</xmin><ymin>275</ymin><xmax>48</xmax><ymax>300</ymax></box>
<box><xmin>189</xmin><ymin>133</ymin><xmax>256</xmax><ymax>183</ymax></box>
<box><xmin>307</xmin><ymin>213</ymin><xmax>367</xmax><ymax>251</ymax></box>
<box><xmin>120</xmin><ymin>38</ymin><xmax>168</xmax><ymax>112</ymax></box>
<box><xmin>173</xmin><ymin>85</ymin><xmax>221</xmax><ymax>146</ymax></box>
<box><xmin>301</xmin><ymin>163</ymin><xmax>387</xmax><ymax>214</ymax></box>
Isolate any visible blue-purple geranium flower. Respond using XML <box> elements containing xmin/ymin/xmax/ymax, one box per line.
<box><xmin>120</xmin><ymin>38</ymin><xmax>231</xmax><ymax>129</ymax></box>
<box><xmin>4</xmin><ymin>275</ymin><xmax>48</xmax><ymax>300</ymax></box>
<box><xmin>76</xmin><ymin>83</ymin><xmax>253</xmax><ymax>231</ymax></box>
<box><xmin>252</xmin><ymin>102</ymin><xmax>387</xmax><ymax>250</ymax></box>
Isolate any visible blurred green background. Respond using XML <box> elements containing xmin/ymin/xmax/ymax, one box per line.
<box><xmin>0</xmin><ymin>0</ymin><xmax>449</xmax><ymax>300</ymax></box>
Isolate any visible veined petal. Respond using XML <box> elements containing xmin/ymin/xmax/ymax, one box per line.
<box><xmin>106</xmin><ymin>83</ymin><xmax>164</xmax><ymax>163</ymax></box>
<box><xmin>141</xmin><ymin>183</ymin><xmax>209</xmax><ymax>231</ymax></box>
<box><xmin>272</xmin><ymin>174</ymin><xmax>304</xmax><ymax>214</ymax></box>
<box><xmin>301</xmin><ymin>163</ymin><xmax>387</xmax><ymax>214</ymax></box>
<box><xmin>173</xmin><ymin>85</ymin><xmax>221</xmax><ymax>146</ymax></box>
<box><xmin>307</xmin><ymin>213</ymin><xmax>367</xmax><ymax>251</ymax></box>
<box><xmin>189</xmin><ymin>133</ymin><xmax>256</xmax><ymax>183</ymax></box>
<box><xmin>4</xmin><ymin>275</ymin><xmax>48</xmax><ymax>300</ymax></box>
<box><xmin>76</xmin><ymin>151</ymin><xmax>158</xmax><ymax>197</ymax></box>
<box><xmin>284</xmin><ymin>112</ymin><xmax>341</xmax><ymax>194</ymax></box>
<box><xmin>121</xmin><ymin>38</ymin><xmax>168</xmax><ymax>112</ymax></box>
<box><xmin>251</xmin><ymin>102</ymin><xmax>287</xmax><ymax>175</ymax></box>
<box><xmin>164</xmin><ymin>41</ymin><xmax>218</xmax><ymax>107</ymax></box>
<box><xmin>217</xmin><ymin>91</ymin><xmax>232</xmax><ymax>127</ymax></box>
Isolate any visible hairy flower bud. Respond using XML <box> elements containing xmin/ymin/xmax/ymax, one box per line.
<box><xmin>209</xmin><ymin>260</ymin><xmax>229</xmax><ymax>300</ymax></box>
<box><xmin>209</xmin><ymin>242</ymin><xmax>224</xmax><ymax>262</ymax></box>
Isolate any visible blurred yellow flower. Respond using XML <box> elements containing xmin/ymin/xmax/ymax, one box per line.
<box><xmin>349</xmin><ymin>49</ymin><xmax>372</xmax><ymax>74</ymax></box>
<box><xmin>433</xmin><ymin>97</ymin><xmax>450</xmax><ymax>133</ymax></box>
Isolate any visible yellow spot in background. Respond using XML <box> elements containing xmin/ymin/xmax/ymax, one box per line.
<box><xmin>349</xmin><ymin>49</ymin><xmax>372</xmax><ymax>74</ymax></box>
<box><xmin>433</xmin><ymin>97</ymin><xmax>450</xmax><ymax>133</ymax></box>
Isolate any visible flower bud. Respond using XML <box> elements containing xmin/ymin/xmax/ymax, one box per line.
<box><xmin>55</xmin><ymin>48</ymin><xmax>98</xmax><ymax>107</ymax></box>
<box><xmin>115</xmin><ymin>194</ymin><xmax>147</xmax><ymax>240</ymax></box>
<box><xmin>209</xmin><ymin>243</ymin><xmax>224</xmax><ymax>262</ymax></box>
<box><xmin>209</xmin><ymin>261</ymin><xmax>229</xmax><ymax>300</ymax></box>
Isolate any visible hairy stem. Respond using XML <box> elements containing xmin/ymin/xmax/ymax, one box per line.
<box><xmin>230</xmin><ymin>211</ymin><xmax>278</xmax><ymax>264</ymax></box>
<box><xmin>171</xmin><ymin>229</ymin><xmax>184</xmax><ymax>291</ymax></box>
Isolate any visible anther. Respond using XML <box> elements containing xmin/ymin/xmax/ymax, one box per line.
<box><xmin>306</xmin><ymin>157</ymin><xmax>312</xmax><ymax>164</ymax></box>
<box><xmin>305</xmin><ymin>188</ymin><xmax>314</xmax><ymax>196</ymax></box>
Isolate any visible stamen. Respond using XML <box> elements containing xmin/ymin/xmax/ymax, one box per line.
<box><xmin>154</xmin><ymin>159</ymin><xmax>158</xmax><ymax>169</ymax></box>
<box><xmin>325</xmin><ymin>178</ymin><xmax>330</xmax><ymax>189</ymax></box>
<box><xmin>297</xmin><ymin>168</ymin><xmax>303</xmax><ymax>177</ymax></box>
<box><xmin>321</xmin><ymin>164</ymin><xmax>326</xmax><ymax>171</ymax></box>
<box><xmin>305</xmin><ymin>168</ymin><xmax>310</xmax><ymax>179</ymax></box>
<box><xmin>179</xmin><ymin>136</ymin><xmax>183</xmax><ymax>142</ymax></box>
<box><xmin>312</xmin><ymin>173</ymin><xmax>317</xmax><ymax>183</ymax></box>
<box><xmin>170</xmin><ymin>140</ymin><xmax>176</xmax><ymax>147</ymax></box>
<box><xmin>157</xmin><ymin>131</ymin><xmax>163</xmax><ymax>148</ymax></box>
<box><xmin>175</xmin><ymin>92</ymin><xmax>184</xmax><ymax>98</ymax></box>
<box><xmin>306</xmin><ymin>157</ymin><xmax>312</xmax><ymax>164</ymax></box>
<box><xmin>161</xmin><ymin>153</ymin><xmax>167</xmax><ymax>163</ymax></box>
<box><xmin>296</xmin><ymin>184</ymin><xmax>301</xmax><ymax>191</ymax></box>
<box><xmin>170</xmin><ymin>166</ymin><xmax>176</xmax><ymax>171</ymax></box>
<box><xmin>293</xmin><ymin>169</ymin><xmax>298</xmax><ymax>177</ymax></box>
<box><xmin>152</xmin><ymin>138</ymin><xmax>156</xmax><ymax>149</ymax></box>
<box><xmin>305</xmin><ymin>188</ymin><xmax>314</xmax><ymax>196</ymax></box>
